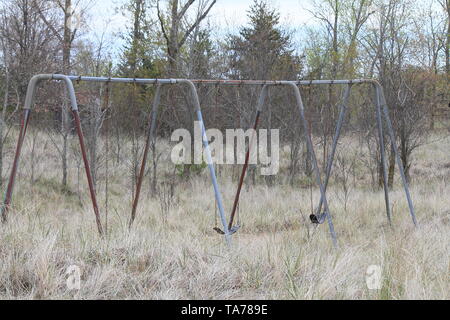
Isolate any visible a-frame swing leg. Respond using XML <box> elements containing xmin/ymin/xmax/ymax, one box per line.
<box><xmin>183</xmin><ymin>81</ymin><xmax>231</xmax><ymax>245</ymax></box>
<box><xmin>377</xmin><ymin>86</ymin><xmax>417</xmax><ymax>226</ymax></box>
<box><xmin>129</xmin><ymin>85</ymin><xmax>162</xmax><ymax>228</ymax></box>
<box><xmin>226</xmin><ymin>85</ymin><xmax>268</xmax><ymax>232</ymax></box>
<box><xmin>73</xmin><ymin>108</ymin><xmax>104</xmax><ymax>235</ymax></box>
<box><xmin>1</xmin><ymin>109</ymin><xmax>31</xmax><ymax>222</ymax></box>
<box><xmin>1</xmin><ymin>75</ymin><xmax>104</xmax><ymax>235</ymax></box>
<box><xmin>66</xmin><ymin>77</ymin><xmax>104</xmax><ymax>235</ymax></box>
<box><xmin>313</xmin><ymin>84</ymin><xmax>352</xmax><ymax>221</ymax></box>
<box><xmin>288</xmin><ymin>82</ymin><xmax>338</xmax><ymax>246</ymax></box>
<box><xmin>374</xmin><ymin>85</ymin><xmax>392</xmax><ymax>225</ymax></box>
<box><xmin>197</xmin><ymin>108</ymin><xmax>231</xmax><ymax>244</ymax></box>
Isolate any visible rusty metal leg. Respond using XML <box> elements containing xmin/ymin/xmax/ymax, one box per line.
<box><xmin>72</xmin><ymin>109</ymin><xmax>103</xmax><ymax>235</ymax></box>
<box><xmin>1</xmin><ymin>109</ymin><xmax>32</xmax><ymax>222</ymax></box>
<box><xmin>228</xmin><ymin>85</ymin><xmax>268</xmax><ymax>230</ymax></box>
<box><xmin>228</xmin><ymin>110</ymin><xmax>261</xmax><ymax>230</ymax></box>
<box><xmin>129</xmin><ymin>85</ymin><xmax>162</xmax><ymax>228</ymax></box>
<box><xmin>57</xmin><ymin>74</ymin><xmax>104</xmax><ymax>235</ymax></box>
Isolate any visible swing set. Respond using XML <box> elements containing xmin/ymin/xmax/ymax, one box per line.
<box><xmin>0</xmin><ymin>74</ymin><xmax>417</xmax><ymax>246</ymax></box>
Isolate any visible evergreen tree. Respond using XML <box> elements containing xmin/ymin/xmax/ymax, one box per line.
<box><xmin>118</xmin><ymin>0</ymin><xmax>160</xmax><ymax>78</ymax></box>
<box><xmin>227</xmin><ymin>0</ymin><xmax>300</xmax><ymax>80</ymax></box>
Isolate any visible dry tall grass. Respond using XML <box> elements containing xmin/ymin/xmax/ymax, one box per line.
<box><xmin>0</xmin><ymin>128</ymin><xmax>448</xmax><ymax>299</ymax></box>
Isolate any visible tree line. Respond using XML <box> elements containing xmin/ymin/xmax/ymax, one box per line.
<box><xmin>0</xmin><ymin>0</ymin><xmax>448</xmax><ymax>194</ymax></box>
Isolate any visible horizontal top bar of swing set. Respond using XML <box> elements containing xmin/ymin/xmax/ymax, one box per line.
<box><xmin>36</xmin><ymin>74</ymin><xmax>377</xmax><ymax>86</ymax></box>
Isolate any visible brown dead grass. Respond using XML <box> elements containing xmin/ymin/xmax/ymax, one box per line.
<box><xmin>0</xmin><ymin>130</ymin><xmax>448</xmax><ymax>299</ymax></box>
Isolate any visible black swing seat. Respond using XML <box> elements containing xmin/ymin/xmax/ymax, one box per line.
<box><xmin>310</xmin><ymin>212</ymin><xmax>328</xmax><ymax>224</ymax></box>
<box><xmin>213</xmin><ymin>225</ymin><xmax>241</xmax><ymax>235</ymax></box>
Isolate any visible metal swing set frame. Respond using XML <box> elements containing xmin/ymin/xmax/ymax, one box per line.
<box><xmin>0</xmin><ymin>74</ymin><xmax>417</xmax><ymax>246</ymax></box>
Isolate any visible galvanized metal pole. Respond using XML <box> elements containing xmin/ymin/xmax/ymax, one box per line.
<box><xmin>64</xmin><ymin>76</ymin><xmax>370</xmax><ymax>86</ymax></box>
<box><xmin>287</xmin><ymin>82</ymin><xmax>338</xmax><ymax>246</ymax></box>
<box><xmin>129</xmin><ymin>85</ymin><xmax>162</xmax><ymax>228</ymax></box>
<box><xmin>377</xmin><ymin>86</ymin><xmax>417</xmax><ymax>226</ymax></box>
<box><xmin>374</xmin><ymin>85</ymin><xmax>392</xmax><ymax>225</ymax></box>
<box><xmin>315</xmin><ymin>84</ymin><xmax>351</xmax><ymax>216</ymax></box>
<box><xmin>196</xmin><ymin>109</ymin><xmax>231</xmax><ymax>245</ymax></box>
<box><xmin>181</xmin><ymin>80</ymin><xmax>231</xmax><ymax>245</ymax></box>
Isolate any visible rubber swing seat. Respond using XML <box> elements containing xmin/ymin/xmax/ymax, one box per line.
<box><xmin>310</xmin><ymin>212</ymin><xmax>327</xmax><ymax>224</ymax></box>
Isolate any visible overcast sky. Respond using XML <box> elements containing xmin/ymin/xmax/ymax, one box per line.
<box><xmin>86</xmin><ymin>0</ymin><xmax>316</xmax><ymax>59</ymax></box>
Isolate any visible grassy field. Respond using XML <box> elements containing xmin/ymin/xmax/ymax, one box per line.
<box><xmin>0</xmin><ymin>128</ymin><xmax>448</xmax><ymax>299</ymax></box>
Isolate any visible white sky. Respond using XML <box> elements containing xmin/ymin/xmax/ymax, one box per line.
<box><xmin>86</xmin><ymin>0</ymin><xmax>315</xmax><ymax>58</ymax></box>
<box><xmin>208</xmin><ymin>0</ymin><xmax>314</xmax><ymax>29</ymax></box>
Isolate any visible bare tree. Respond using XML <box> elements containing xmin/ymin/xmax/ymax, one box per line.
<box><xmin>157</xmin><ymin>0</ymin><xmax>216</xmax><ymax>76</ymax></box>
<box><xmin>37</xmin><ymin>0</ymin><xmax>92</xmax><ymax>186</ymax></box>
<box><xmin>438</xmin><ymin>0</ymin><xmax>450</xmax><ymax>82</ymax></box>
<box><xmin>361</xmin><ymin>0</ymin><xmax>434</xmax><ymax>186</ymax></box>
<box><xmin>0</xmin><ymin>0</ymin><xmax>58</xmax><ymax>186</ymax></box>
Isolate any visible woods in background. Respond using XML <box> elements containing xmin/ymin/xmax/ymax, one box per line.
<box><xmin>0</xmin><ymin>0</ymin><xmax>448</xmax><ymax>193</ymax></box>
